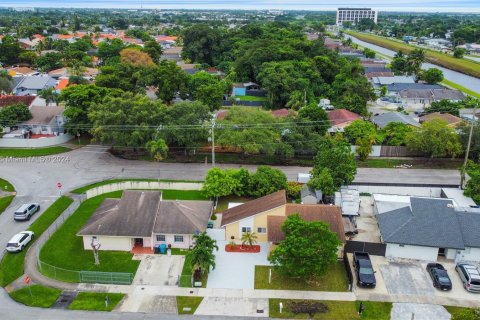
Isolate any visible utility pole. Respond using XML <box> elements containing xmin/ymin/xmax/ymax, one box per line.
<box><xmin>461</xmin><ymin>103</ymin><xmax>477</xmax><ymax>189</ymax></box>
<box><xmin>210</xmin><ymin>117</ymin><xmax>216</xmax><ymax>167</ymax></box>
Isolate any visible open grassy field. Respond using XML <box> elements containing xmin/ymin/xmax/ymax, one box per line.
<box><xmin>347</xmin><ymin>31</ymin><xmax>480</xmax><ymax>79</ymax></box>
<box><xmin>236</xmin><ymin>95</ymin><xmax>267</xmax><ymax>102</ymax></box>
<box><xmin>255</xmin><ymin>262</ymin><xmax>349</xmax><ymax>292</ymax></box>
<box><xmin>39</xmin><ymin>191</ymin><xmax>140</xmax><ymax>282</ymax></box>
<box><xmin>0</xmin><ymin>178</ymin><xmax>15</xmax><ymax>192</ymax></box>
<box><xmin>0</xmin><ymin>196</ymin><xmax>73</xmax><ymax>287</ymax></box>
<box><xmin>0</xmin><ymin>146</ymin><xmax>71</xmax><ymax>158</ymax></box>
<box><xmin>9</xmin><ymin>285</ymin><xmax>62</xmax><ymax>308</ymax></box>
<box><xmin>68</xmin><ymin>292</ymin><xmax>125</xmax><ymax>311</ymax></box>
<box><xmin>269</xmin><ymin>299</ymin><xmax>392</xmax><ymax>319</ymax></box>
<box><xmin>177</xmin><ymin>296</ymin><xmax>204</xmax><ymax>314</ymax></box>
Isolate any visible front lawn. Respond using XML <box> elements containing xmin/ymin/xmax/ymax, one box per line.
<box><xmin>0</xmin><ymin>178</ymin><xmax>15</xmax><ymax>192</ymax></box>
<box><xmin>71</xmin><ymin>178</ymin><xmax>202</xmax><ymax>194</ymax></box>
<box><xmin>0</xmin><ymin>196</ymin><xmax>73</xmax><ymax>287</ymax></box>
<box><xmin>176</xmin><ymin>296</ymin><xmax>204</xmax><ymax>314</ymax></box>
<box><xmin>68</xmin><ymin>292</ymin><xmax>125</xmax><ymax>311</ymax></box>
<box><xmin>180</xmin><ymin>254</ymin><xmax>208</xmax><ymax>288</ymax></box>
<box><xmin>235</xmin><ymin>95</ymin><xmax>266</xmax><ymax>102</ymax></box>
<box><xmin>9</xmin><ymin>285</ymin><xmax>61</xmax><ymax>308</ymax></box>
<box><xmin>255</xmin><ymin>262</ymin><xmax>349</xmax><ymax>291</ymax></box>
<box><xmin>39</xmin><ymin>191</ymin><xmax>140</xmax><ymax>282</ymax></box>
<box><xmin>0</xmin><ymin>146</ymin><xmax>71</xmax><ymax>157</ymax></box>
<box><xmin>162</xmin><ymin>189</ymin><xmax>208</xmax><ymax>200</ymax></box>
<box><xmin>269</xmin><ymin>299</ymin><xmax>392</xmax><ymax>319</ymax></box>
<box><xmin>445</xmin><ymin>306</ymin><xmax>480</xmax><ymax>319</ymax></box>
<box><xmin>0</xmin><ymin>195</ymin><xmax>14</xmax><ymax>215</ymax></box>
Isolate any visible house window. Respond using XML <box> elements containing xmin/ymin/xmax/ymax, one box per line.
<box><xmin>399</xmin><ymin>244</ymin><xmax>405</xmax><ymax>247</ymax></box>
<box><xmin>257</xmin><ymin>227</ymin><xmax>267</xmax><ymax>233</ymax></box>
<box><xmin>156</xmin><ymin>235</ymin><xmax>165</xmax><ymax>242</ymax></box>
<box><xmin>241</xmin><ymin>227</ymin><xmax>251</xmax><ymax>233</ymax></box>
<box><xmin>174</xmin><ymin>235</ymin><xmax>184</xmax><ymax>242</ymax></box>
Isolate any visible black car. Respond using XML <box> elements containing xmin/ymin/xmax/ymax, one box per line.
<box><xmin>353</xmin><ymin>252</ymin><xmax>376</xmax><ymax>288</ymax></box>
<box><xmin>426</xmin><ymin>263</ymin><xmax>452</xmax><ymax>291</ymax></box>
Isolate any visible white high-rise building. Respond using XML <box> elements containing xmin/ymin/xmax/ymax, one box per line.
<box><xmin>336</xmin><ymin>8</ymin><xmax>378</xmax><ymax>25</ymax></box>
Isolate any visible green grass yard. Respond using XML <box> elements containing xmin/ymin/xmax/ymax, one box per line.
<box><xmin>0</xmin><ymin>146</ymin><xmax>71</xmax><ymax>158</ymax></box>
<box><xmin>39</xmin><ymin>191</ymin><xmax>140</xmax><ymax>282</ymax></box>
<box><xmin>346</xmin><ymin>31</ymin><xmax>480</xmax><ymax>80</ymax></box>
<box><xmin>180</xmin><ymin>254</ymin><xmax>208</xmax><ymax>288</ymax></box>
<box><xmin>0</xmin><ymin>195</ymin><xmax>14</xmax><ymax>215</ymax></box>
<box><xmin>0</xmin><ymin>178</ymin><xmax>15</xmax><ymax>192</ymax></box>
<box><xmin>255</xmin><ymin>263</ymin><xmax>349</xmax><ymax>292</ymax></box>
<box><xmin>269</xmin><ymin>299</ymin><xmax>392</xmax><ymax>319</ymax></box>
<box><xmin>9</xmin><ymin>285</ymin><xmax>61</xmax><ymax>308</ymax></box>
<box><xmin>235</xmin><ymin>95</ymin><xmax>267</xmax><ymax>102</ymax></box>
<box><xmin>176</xmin><ymin>296</ymin><xmax>204</xmax><ymax>314</ymax></box>
<box><xmin>357</xmin><ymin>158</ymin><xmax>462</xmax><ymax>169</ymax></box>
<box><xmin>68</xmin><ymin>292</ymin><xmax>125</xmax><ymax>311</ymax></box>
<box><xmin>444</xmin><ymin>306</ymin><xmax>480</xmax><ymax>319</ymax></box>
<box><xmin>0</xmin><ymin>196</ymin><xmax>73</xmax><ymax>287</ymax></box>
<box><xmin>162</xmin><ymin>189</ymin><xmax>208</xmax><ymax>200</ymax></box>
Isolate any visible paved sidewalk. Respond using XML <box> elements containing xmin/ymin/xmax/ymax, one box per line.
<box><xmin>391</xmin><ymin>303</ymin><xmax>451</xmax><ymax>320</ymax></box>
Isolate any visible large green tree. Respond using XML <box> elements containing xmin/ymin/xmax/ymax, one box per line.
<box><xmin>0</xmin><ymin>35</ymin><xmax>23</xmax><ymax>65</ymax></box>
<box><xmin>248</xmin><ymin>166</ymin><xmax>288</xmax><ymax>197</ymax></box>
<box><xmin>310</xmin><ymin>137</ymin><xmax>357</xmax><ymax>190</ymax></box>
<box><xmin>182</xmin><ymin>24</ymin><xmax>221</xmax><ymax>66</ymax></box>
<box><xmin>0</xmin><ymin>103</ymin><xmax>32</xmax><ymax>126</ymax></box>
<box><xmin>344</xmin><ymin>120</ymin><xmax>377</xmax><ymax>144</ymax></box>
<box><xmin>406</xmin><ymin>119</ymin><xmax>463</xmax><ymax>158</ymax></box>
<box><xmin>269</xmin><ymin>214</ymin><xmax>341</xmax><ymax>279</ymax></box>
<box><xmin>88</xmin><ymin>93</ymin><xmax>167</xmax><ymax>148</ymax></box>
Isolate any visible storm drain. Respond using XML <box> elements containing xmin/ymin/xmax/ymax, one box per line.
<box><xmin>52</xmin><ymin>291</ymin><xmax>78</xmax><ymax>309</ymax></box>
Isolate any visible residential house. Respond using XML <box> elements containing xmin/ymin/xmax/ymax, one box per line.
<box><xmin>48</xmin><ymin>67</ymin><xmax>99</xmax><ymax>80</ymax></box>
<box><xmin>20</xmin><ymin>104</ymin><xmax>65</xmax><ymax>135</ymax></box>
<box><xmin>220</xmin><ymin>190</ymin><xmax>346</xmax><ymax>248</ymax></box>
<box><xmin>372</xmin><ymin>112</ymin><xmax>420</xmax><ymax>129</ymax></box>
<box><xmin>6</xmin><ymin>67</ymin><xmax>37</xmax><ymax>77</ymax></box>
<box><xmin>396</xmin><ymin>88</ymin><xmax>464</xmax><ymax>105</ymax></box>
<box><xmin>420</xmin><ymin>112</ymin><xmax>463</xmax><ymax>128</ymax></box>
<box><xmin>365</xmin><ymin>71</ymin><xmax>394</xmax><ymax>80</ymax></box>
<box><xmin>374</xmin><ymin>195</ymin><xmax>480</xmax><ymax>262</ymax></box>
<box><xmin>0</xmin><ymin>95</ymin><xmax>36</xmax><ymax>108</ymax></box>
<box><xmin>161</xmin><ymin>47</ymin><xmax>182</xmax><ymax>62</ymax></box>
<box><xmin>78</xmin><ymin>190</ymin><xmax>214</xmax><ymax>251</ymax></box>
<box><xmin>327</xmin><ymin>109</ymin><xmax>362</xmax><ymax>133</ymax></box>
<box><xmin>371</xmin><ymin>76</ymin><xmax>415</xmax><ymax>90</ymax></box>
<box><xmin>18</xmin><ymin>38</ymin><xmax>37</xmax><ymax>50</ymax></box>
<box><xmin>12</xmin><ymin>75</ymin><xmax>56</xmax><ymax>96</ymax></box>
<box><xmin>459</xmin><ymin>108</ymin><xmax>480</xmax><ymax>121</ymax></box>
<box><xmin>232</xmin><ymin>82</ymin><xmax>261</xmax><ymax>96</ymax></box>
<box><xmin>387</xmin><ymin>83</ymin><xmax>443</xmax><ymax>94</ymax></box>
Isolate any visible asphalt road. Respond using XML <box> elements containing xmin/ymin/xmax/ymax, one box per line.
<box><xmin>0</xmin><ymin>145</ymin><xmax>462</xmax><ymax>319</ymax></box>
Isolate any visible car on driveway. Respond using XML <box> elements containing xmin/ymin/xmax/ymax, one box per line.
<box><xmin>456</xmin><ymin>263</ymin><xmax>480</xmax><ymax>293</ymax></box>
<box><xmin>14</xmin><ymin>203</ymin><xmax>40</xmax><ymax>221</ymax></box>
<box><xmin>426</xmin><ymin>263</ymin><xmax>452</xmax><ymax>291</ymax></box>
<box><xmin>6</xmin><ymin>231</ymin><xmax>34</xmax><ymax>252</ymax></box>
<box><xmin>353</xmin><ymin>251</ymin><xmax>376</xmax><ymax>288</ymax></box>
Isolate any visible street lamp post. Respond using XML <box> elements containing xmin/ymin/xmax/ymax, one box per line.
<box><xmin>210</xmin><ymin>117</ymin><xmax>216</xmax><ymax>167</ymax></box>
<box><xmin>461</xmin><ymin>103</ymin><xmax>477</xmax><ymax>189</ymax></box>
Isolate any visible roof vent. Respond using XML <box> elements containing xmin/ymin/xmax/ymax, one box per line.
<box><xmin>447</xmin><ymin>204</ymin><xmax>454</xmax><ymax>208</ymax></box>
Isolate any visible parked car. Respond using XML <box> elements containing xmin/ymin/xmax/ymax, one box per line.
<box><xmin>6</xmin><ymin>231</ymin><xmax>34</xmax><ymax>252</ymax></box>
<box><xmin>426</xmin><ymin>263</ymin><xmax>452</xmax><ymax>291</ymax></box>
<box><xmin>353</xmin><ymin>251</ymin><xmax>376</xmax><ymax>288</ymax></box>
<box><xmin>14</xmin><ymin>203</ymin><xmax>40</xmax><ymax>221</ymax></box>
<box><xmin>456</xmin><ymin>263</ymin><xmax>480</xmax><ymax>293</ymax></box>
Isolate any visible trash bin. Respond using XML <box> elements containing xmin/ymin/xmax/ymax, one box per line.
<box><xmin>160</xmin><ymin>244</ymin><xmax>167</xmax><ymax>254</ymax></box>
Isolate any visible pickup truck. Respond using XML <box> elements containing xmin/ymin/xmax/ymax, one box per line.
<box><xmin>353</xmin><ymin>251</ymin><xmax>376</xmax><ymax>288</ymax></box>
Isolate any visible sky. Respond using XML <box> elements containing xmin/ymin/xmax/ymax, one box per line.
<box><xmin>0</xmin><ymin>0</ymin><xmax>480</xmax><ymax>12</ymax></box>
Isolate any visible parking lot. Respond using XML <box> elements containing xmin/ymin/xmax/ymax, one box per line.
<box><xmin>349</xmin><ymin>254</ymin><xmax>480</xmax><ymax>303</ymax></box>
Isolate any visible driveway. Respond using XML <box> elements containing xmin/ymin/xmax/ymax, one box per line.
<box><xmin>195</xmin><ymin>297</ymin><xmax>268</xmax><ymax>317</ymax></box>
<box><xmin>380</xmin><ymin>262</ymin><xmax>434</xmax><ymax>295</ymax></box>
<box><xmin>391</xmin><ymin>303</ymin><xmax>451</xmax><ymax>320</ymax></box>
<box><xmin>207</xmin><ymin>241</ymin><xmax>270</xmax><ymax>289</ymax></box>
<box><xmin>133</xmin><ymin>255</ymin><xmax>184</xmax><ymax>286</ymax></box>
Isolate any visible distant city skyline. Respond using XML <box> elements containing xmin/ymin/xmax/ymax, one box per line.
<box><xmin>0</xmin><ymin>0</ymin><xmax>480</xmax><ymax>13</ymax></box>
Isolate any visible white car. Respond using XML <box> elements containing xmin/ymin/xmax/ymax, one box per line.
<box><xmin>6</xmin><ymin>231</ymin><xmax>35</xmax><ymax>253</ymax></box>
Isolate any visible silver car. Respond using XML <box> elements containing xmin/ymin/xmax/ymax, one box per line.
<box><xmin>456</xmin><ymin>263</ymin><xmax>480</xmax><ymax>293</ymax></box>
<box><xmin>14</xmin><ymin>203</ymin><xmax>40</xmax><ymax>221</ymax></box>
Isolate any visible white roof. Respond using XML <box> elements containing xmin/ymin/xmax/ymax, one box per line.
<box><xmin>373</xmin><ymin>194</ymin><xmax>411</xmax><ymax>214</ymax></box>
<box><xmin>297</xmin><ymin>173</ymin><xmax>311</xmax><ymax>184</ymax></box>
<box><xmin>227</xmin><ymin>202</ymin><xmax>244</xmax><ymax>209</ymax></box>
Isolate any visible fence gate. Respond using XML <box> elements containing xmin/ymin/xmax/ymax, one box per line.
<box><xmin>79</xmin><ymin>271</ymin><xmax>133</xmax><ymax>285</ymax></box>
<box><xmin>344</xmin><ymin>240</ymin><xmax>386</xmax><ymax>256</ymax></box>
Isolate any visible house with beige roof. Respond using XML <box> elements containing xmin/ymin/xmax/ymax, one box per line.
<box><xmin>220</xmin><ymin>190</ymin><xmax>346</xmax><ymax>247</ymax></box>
<box><xmin>78</xmin><ymin>190</ymin><xmax>214</xmax><ymax>252</ymax></box>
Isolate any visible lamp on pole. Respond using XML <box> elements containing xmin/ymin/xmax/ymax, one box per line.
<box><xmin>210</xmin><ymin>117</ymin><xmax>216</xmax><ymax>167</ymax></box>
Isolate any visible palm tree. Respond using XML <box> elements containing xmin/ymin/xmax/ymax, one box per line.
<box><xmin>188</xmin><ymin>232</ymin><xmax>218</xmax><ymax>275</ymax></box>
<box><xmin>241</xmin><ymin>231</ymin><xmax>258</xmax><ymax>247</ymax></box>
<box><xmin>407</xmin><ymin>49</ymin><xmax>426</xmax><ymax>76</ymax></box>
<box><xmin>39</xmin><ymin>87</ymin><xmax>59</xmax><ymax>106</ymax></box>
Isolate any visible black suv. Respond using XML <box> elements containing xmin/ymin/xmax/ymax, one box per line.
<box><xmin>426</xmin><ymin>263</ymin><xmax>452</xmax><ymax>291</ymax></box>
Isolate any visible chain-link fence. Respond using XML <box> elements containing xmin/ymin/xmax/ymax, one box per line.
<box><xmin>35</xmin><ymin>196</ymin><xmax>133</xmax><ymax>285</ymax></box>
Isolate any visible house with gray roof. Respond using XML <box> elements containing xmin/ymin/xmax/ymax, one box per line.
<box><xmin>372</xmin><ymin>112</ymin><xmax>420</xmax><ymax>129</ymax></box>
<box><xmin>396</xmin><ymin>88</ymin><xmax>465</xmax><ymax>105</ymax></box>
<box><xmin>78</xmin><ymin>190</ymin><xmax>214</xmax><ymax>251</ymax></box>
<box><xmin>374</xmin><ymin>195</ymin><xmax>480</xmax><ymax>262</ymax></box>
<box><xmin>13</xmin><ymin>75</ymin><xmax>57</xmax><ymax>96</ymax></box>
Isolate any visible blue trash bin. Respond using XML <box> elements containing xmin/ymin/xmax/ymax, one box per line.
<box><xmin>160</xmin><ymin>244</ymin><xmax>167</xmax><ymax>254</ymax></box>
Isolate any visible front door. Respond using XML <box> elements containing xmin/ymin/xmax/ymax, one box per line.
<box><xmin>134</xmin><ymin>238</ymin><xmax>143</xmax><ymax>247</ymax></box>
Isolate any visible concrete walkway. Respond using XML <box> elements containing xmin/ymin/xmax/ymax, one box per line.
<box><xmin>391</xmin><ymin>303</ymin><xmax>451</xmax><ymax>320</ymax></box>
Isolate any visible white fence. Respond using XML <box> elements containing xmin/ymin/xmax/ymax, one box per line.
<box><xmin>85</xmin><ymin>181</ymin><xmax>204</xmax><ymax>199</ymax></box>
<box><xmin>351</xmin><ymin>145</ymin><xmax>382</xmax><ymax>157</ymax></box>
<box><xmin>0</xmin><ymin>134</ymin><xmax>73</xmax><ymax>148</ymax></box>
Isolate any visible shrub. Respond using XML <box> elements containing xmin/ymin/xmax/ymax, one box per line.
<box><xmin>210</xmin><ymin>213</ymin><xmax>217</xmax><ymax>221</ymax></box>
<box><xmin>286</xmin><ymin>181</ymin><xmax>302</xmax><ymax>199</ymax></box>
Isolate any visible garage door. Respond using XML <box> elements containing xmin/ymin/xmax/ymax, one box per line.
<box><xmin>207</xmin><ymin>228</ymin><xmax>226</xmax><ymax>242</ymax></box>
